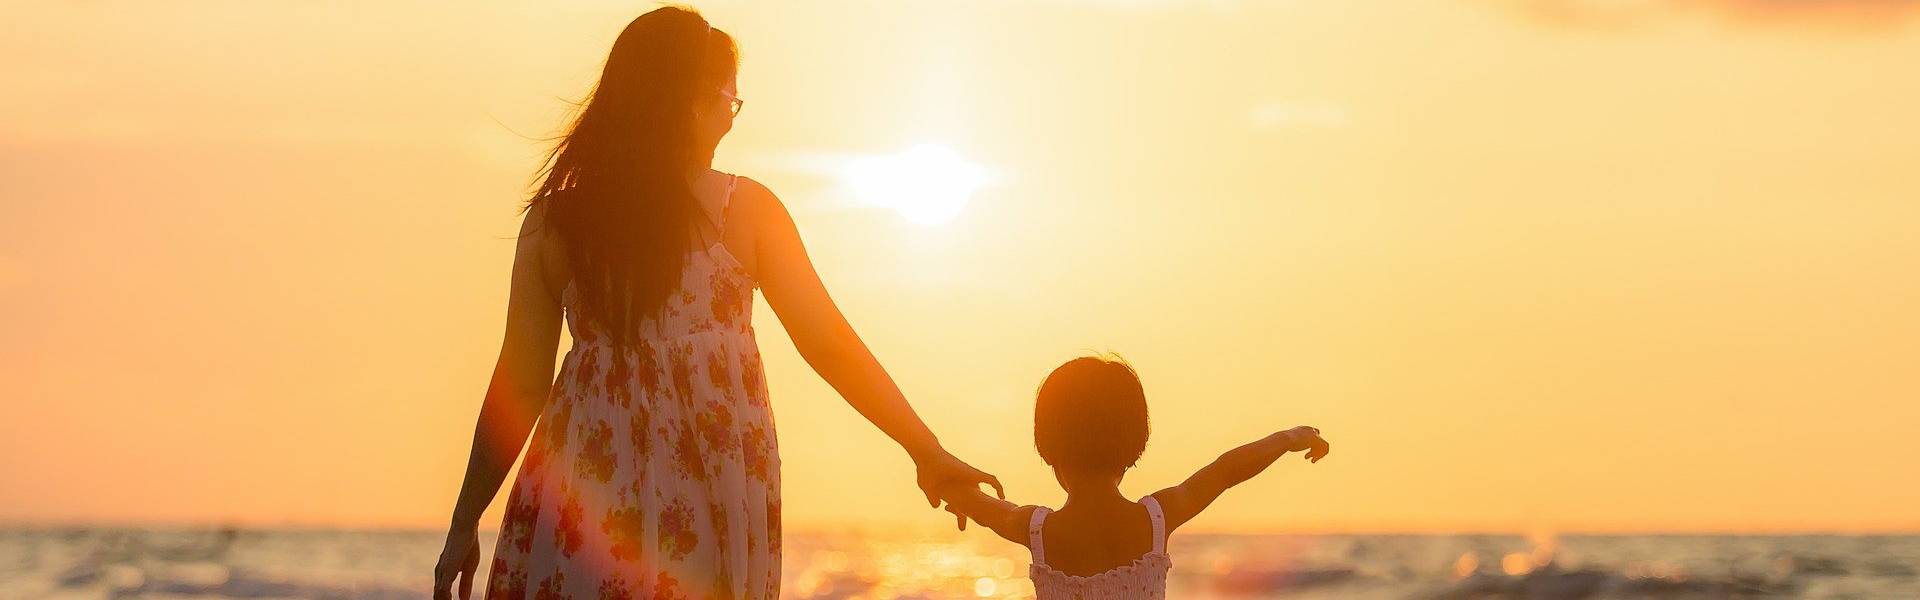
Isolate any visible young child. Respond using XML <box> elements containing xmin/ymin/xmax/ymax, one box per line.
<box><xmin>937</xmin><ymin>356</ymin><xmax>1331</xmax><ymax>599</ymax></box>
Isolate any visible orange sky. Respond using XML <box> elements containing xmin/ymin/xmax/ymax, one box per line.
<box><xmin>3</xmin><ymin>1</ymin><xmax>1918</xmax><ymax>534</ymax></box>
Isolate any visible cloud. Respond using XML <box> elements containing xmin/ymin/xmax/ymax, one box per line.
<box><xmin>1492</xmin><ymin>0</ymin><xmax>1920</xmax><ymax>31</ymax></box>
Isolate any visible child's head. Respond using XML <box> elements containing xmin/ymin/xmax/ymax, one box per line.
<box><xmin>1034</xmin><ymin>355</ymin><xmax>1150</xmax><ymax>479</ymax></box>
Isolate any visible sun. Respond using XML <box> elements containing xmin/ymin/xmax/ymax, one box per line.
<box><xmin>840</xmin><ymin>144</ymin><xmax>992</xmax><ymax>225</ymax></box>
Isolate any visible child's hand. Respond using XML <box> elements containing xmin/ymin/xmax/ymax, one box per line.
<box><xmin>944</xmin><ymin>501</ymin><xmax>970</xmax><ymax>531</ymax></box>
<box><xmin>935</xmin><ymin>481</ymin><xmax>987</xmax><ymax>531</ymax></box>
<box><xmin>1276</xmin><ymin>426</ymin><xmax>1331</xmax><ymax>463</ymax></box>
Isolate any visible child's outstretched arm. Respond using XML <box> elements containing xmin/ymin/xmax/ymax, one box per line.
<box><xmin>1151</xmin><ymin>426</ymin><xmax>1330</xmax><ymax>532</ymax></box>
<box><xmin>936</xmin><ymin>482</ymin><xmax>1038</xmax><ymax>547</ymax></box>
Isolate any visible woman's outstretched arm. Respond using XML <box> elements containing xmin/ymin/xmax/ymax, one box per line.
<box><xmin>744</xmin><ymin>176</ymin><xmax>1002</xmax><ymax>506</ymax></box>
<box><xmin>435</xmin><ymin>208</ymin><xmax>565</xmax><ymax>600</ymax></box>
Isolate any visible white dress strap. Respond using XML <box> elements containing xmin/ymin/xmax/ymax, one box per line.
<box><xmin>698</xmin><ymin>173</ymin><xmax>740</xmax><ymax>236</ymax></box>
<box><xmin>717</xmin><ymin>174</ymin><xmax>739</xmax><ymax>232</ymax></box>
<box><xmin>1139</xmin><ymin>496</ymin><xmax>1167</xmax><ymax>554</ymax></box>
<box><xmin>1027</xmin><ymin>506</ymin><xmax>1052</xmax><ymax>564</ymax></box>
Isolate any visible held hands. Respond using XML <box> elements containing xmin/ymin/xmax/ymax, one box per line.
<box><xmin>912</xmin><ymin>448</ymin><xmax>1003</xmax><ymax>530</ymax></box>
<box><xmin>1276</xmin><ymin>425</ymin><xmax>1332</xmax><ymax>463</ymax></box>
<box><xmin>915</xmin><ymin>447</ymin><xmax>1004</xmax><ymax>505</ymax></box>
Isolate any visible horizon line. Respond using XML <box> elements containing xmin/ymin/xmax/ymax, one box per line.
<box><xmin>5</xmin><ymin>518</ymin><xmax>1917</xmax><ymax>538</ymax></box>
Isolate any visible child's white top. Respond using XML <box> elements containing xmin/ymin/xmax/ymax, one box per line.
<box><xmin>1027</xmin><ymin>495</ymin><xmax>1173</xmax><ymax>600</ymax></box>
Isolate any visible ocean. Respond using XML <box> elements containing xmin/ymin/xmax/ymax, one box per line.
<box><xmin>2</xmin><ymin>527</ymin><xmax>1914</xmax><ymax>599</ymax></box>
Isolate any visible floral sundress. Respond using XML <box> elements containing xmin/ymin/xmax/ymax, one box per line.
<box><xmin>486</xmin><ymin>175</ymin><xmax>779</xmax><ymax>599</ymax></box>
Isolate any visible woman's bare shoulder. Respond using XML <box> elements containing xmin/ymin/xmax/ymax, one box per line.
<box><xmin>516</xmin><ymin>200</ymin><xmax>570</xmax><ymax>299</ymax></box>
<box><xmin>727</xmin><ymin>174</ymin><xmax>789</xmax><ymax>219</ymax></box>
<box><xmin>517</xmin><ymin>201</ymin><xmax>565</xmax><ymax>249</ymax></box>
<box><xmin>721</xmin><ymin>170</ymin><xmax>775</xmax><ymax>202</ymax></box>
<box><xmin>724</xmin><ymin>174</ymin><xmax>800</xmax><ymax>254</ymax></box>
<box><xmin>518</xmin><ymin>199</ymin><xmax>551</xmax><ymax>233</ymax></box>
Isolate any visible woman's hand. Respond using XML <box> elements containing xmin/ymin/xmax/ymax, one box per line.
<box><xmin>432</xmin><ymin>520</ymin><xmax>482</xmax><ymax>600</ymax></box>
<box><xmin>914</xmin><ymin>448</ymin><xmax>1004</xmax><ymax>510</ymax></box>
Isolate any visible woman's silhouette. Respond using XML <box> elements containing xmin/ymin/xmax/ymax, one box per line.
<box><xmin>432</xmin><ymin>7</ymin><xmax>1000</xmax><ymax>599</ymax></box>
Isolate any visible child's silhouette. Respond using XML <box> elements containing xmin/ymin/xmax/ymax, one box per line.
<box><xmin>937</xmin><ymin>356</ymin><xmax>1331</xmax><ymax>599</ymax></box>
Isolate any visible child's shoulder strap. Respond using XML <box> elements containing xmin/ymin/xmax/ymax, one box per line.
<box><xmin>1026</xmin><ymin>506</ymin><xmax>1052</xmax><ymax>564</ymax></box>
<box><xmin>1139</xmin><ymin>495</ymin><xmax>1168</xmax><ymax>553</ymax></box>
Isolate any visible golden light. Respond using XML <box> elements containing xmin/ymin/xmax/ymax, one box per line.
<box><xmin>840</xmin><ymin>144</ymin><xmax>993</xmax><ymax>225</ymax></box>
<box><xmin>1501</xmin><ymin>552</ymin><xmax>1533</xmax><ymax>576</ymax></box>
<box><xmin>972</xmin><ymin>577</ymin><xmax>996</xmax><ymax>597</ymax></box>
<box><xmin>1452</xmin><ymin>552</ymin><xmax>1479</xmax><ymax>579</ymax></box>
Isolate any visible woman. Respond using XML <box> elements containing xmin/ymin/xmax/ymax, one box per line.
<box><xmin>431</xmin><ymin>8</ymin><xmax>1000</xmax><ymax>599</ymax></box>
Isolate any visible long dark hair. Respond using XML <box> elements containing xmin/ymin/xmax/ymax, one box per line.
<box><xmin>524</xmin><ymin>6</ymin><xmax>738</xmax><ymax>342</ymax></box>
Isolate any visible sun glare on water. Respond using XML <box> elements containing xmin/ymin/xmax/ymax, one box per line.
<box><xmin>841</xmin><ymin>144</ymin><xmax>993</xmax><ymax>225</ymax></box>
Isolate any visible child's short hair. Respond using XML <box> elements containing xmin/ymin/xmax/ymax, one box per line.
<box><xmin>1034</xmin><ymin>355</ymin><xmax>1149</xmax><ymax>474</ymax></box>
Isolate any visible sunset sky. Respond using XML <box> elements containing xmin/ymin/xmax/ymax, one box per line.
<box><xmin>4</xmin><ymin>1</ymin><xmax>1918</xmax><ymax>535</ymax></box>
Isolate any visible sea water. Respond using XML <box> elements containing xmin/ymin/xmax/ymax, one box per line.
<box><xmin>2</xmin><ymin>527</ymin><xmax>1914</xmax><ymax>599</ymax></box>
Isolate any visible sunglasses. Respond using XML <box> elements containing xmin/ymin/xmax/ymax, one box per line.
<box><xmin>718</xmin><ymin>90</ymin><xmax>743</xmax><ymax>117</ymax></box>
